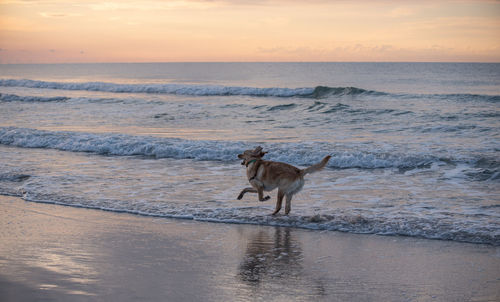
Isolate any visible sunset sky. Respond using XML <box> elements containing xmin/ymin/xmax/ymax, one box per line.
<box><xmin>1</xmin><ymin>0</ymin><xmax>499</xmax><ymax>63</ymax></box>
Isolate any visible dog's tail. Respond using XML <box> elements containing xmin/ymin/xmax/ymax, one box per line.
<box><xmin>301</xmin><ymin>155</ymin><xmax>331</xmax><ymax>176</ymax></box>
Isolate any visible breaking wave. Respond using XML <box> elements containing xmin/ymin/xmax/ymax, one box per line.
<box><xmin>1</xmin><ymin>127</ymin><xmax>497</xmax><ymax>173</ymax></box>
<box><xmin>0</xmin><ymin>93</ymin><xmax>69</xmax><ymax>102</ymax></box>
<box><xmin>0</xmin><ymin>79</ymin><xmax>391</xmax><ymax>99</ymax></box>
<box><xmin>1</xmin><ymin>79</ymin><xmax>498</xmax><ymax>101</ymax></box>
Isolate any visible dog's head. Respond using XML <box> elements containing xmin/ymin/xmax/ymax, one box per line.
<box><xmin>238</xmin><ymin>146</ymin><xmax>267</xmax><ymax>166</ymax></box>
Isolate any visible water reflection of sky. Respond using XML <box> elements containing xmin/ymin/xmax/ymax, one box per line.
<box><xmin>235</xmin><ymin>227</ymin><xmax>330</xmax><ymax>301</ymax></box>
<box><xmin>239</xmin><ymin>228</ymin><xmax>303</xmax><ymax>284</ymax></box>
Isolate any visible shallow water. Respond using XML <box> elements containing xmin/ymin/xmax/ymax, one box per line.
<box><xmin>0</xmin><ymin>62</ymin><xmax>499</xmax><ymax>244</ymax></box>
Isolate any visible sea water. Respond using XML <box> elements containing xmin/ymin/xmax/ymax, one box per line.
<box><xmin>0</xmin><ymin>62</ymin><xmax>499</xmax><ymax>244</ymax></box>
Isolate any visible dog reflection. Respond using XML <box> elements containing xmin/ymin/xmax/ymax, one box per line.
<box><xmin>238</xmin><ymin>227</ymin><xmax>302</xmax><ymax>284</ymax></box>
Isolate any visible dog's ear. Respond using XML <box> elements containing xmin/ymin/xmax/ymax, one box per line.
<box><xmin>254</xmin><ymin>146</ymin><xmax>263</xmax><ymax>153</ymax></box>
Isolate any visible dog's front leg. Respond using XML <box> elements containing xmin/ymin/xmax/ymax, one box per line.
<box><xmin>250</xmin><ymin>179</ymin><xmax>270</xmax><ymax>202</ymax></box>
<box><xmin>257</xmin><ymin>188</ymin><xmax>270</xmax><ymax>202</ymax></box>
<box><xmin>237</xmin><ymin>187</ymin><xmax>257</xmax><ymax>200</ymax></box>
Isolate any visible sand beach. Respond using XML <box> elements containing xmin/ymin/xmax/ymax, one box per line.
<box><xmin>1</xmin><ymin>195</ymin><xmax>499</xmax><ymax>301</ymax></box>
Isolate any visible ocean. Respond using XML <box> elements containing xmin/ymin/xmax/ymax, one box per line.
<box><xmin>0</xmin><ymin>62</ymin><xmax>499</xmax><ymax>245</ymax></box>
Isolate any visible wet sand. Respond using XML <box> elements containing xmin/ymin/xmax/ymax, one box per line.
<box><xmin>0</xmin><ymin>195</ymin><xmax>499</xmax><ymax>302</ymax></box>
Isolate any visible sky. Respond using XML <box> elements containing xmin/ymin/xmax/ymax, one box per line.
<box><xmin>0</xmin><ymin>0</ymin><xmax>499</xmax><ymax>63</ymax></box>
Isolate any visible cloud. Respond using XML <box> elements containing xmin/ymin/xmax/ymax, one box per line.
<box><xmin>255</xmin><ymin>43</ymin><xmax>498</xmax><ymax>62</ymax></box>
<box><xmin>388</xmin><ymin>7</ymin><xmax>415</xmax><ymax>18</ymax></box>
<box><xmin>39</xmin><ymin>12</ymin><xmax>82</xmax><ymax>18</ymax></box>
<box><xmin>39</xmin><ymin>12</ymin><xmax>68</xmax><ymax>18</ymax></box>
<box><xmin>88</xmin><ymin>1</ymin><xmax>218</xmax><ymax>11</ymax></box>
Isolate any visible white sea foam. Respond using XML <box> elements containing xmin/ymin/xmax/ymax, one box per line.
<box><xmin>11</xmin><ymin>190</ymin><xmax>499</xmax><ymax>246</ymax></box>
<box><xmin>0</xmin><ymin>127</ymin><xmax>448</xmax><ymax>169</ymax></box>
<box><xmin>1</xmin><ymin>79</ymin><xmax>498</xmax><ymax>101</ymax></box>
<box><xmin>0</xmin><ymin>93</ymin><xmax>69</xmax><ymax>102</ymax></box>
<box><xmin>0</xmin><ymin>79</ymin><xmax>315</xmax><ymax>97</ymax></box>
<box><xmin>2</xmin><ymin>155</ymin><xmax>495</xmax><ymax>243</ymax></box>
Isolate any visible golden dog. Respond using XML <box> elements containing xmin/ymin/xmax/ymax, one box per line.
<box><xmin>237</xmin><ymin>146</ymin><xmax>331</xmax><ymax>215</ymax></box>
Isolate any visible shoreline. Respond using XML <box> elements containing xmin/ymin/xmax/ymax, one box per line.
<box><xmin>6</xmin><ymin>191</ymin><xmax>498</xmax><ymax>247</ymax></box>
<box><xmin>1</xmin><ymin>195</ymin><xmax>499</xmax><ymax>301</ymax></box>
<box><xmin>5</xmin><ymin>192</ymin><xmax>500</xmax><ymax>247</ymax></box>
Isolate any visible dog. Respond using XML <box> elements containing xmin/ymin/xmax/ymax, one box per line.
<box><xmin>237</xmin><ymin>146</ymin><xmax>331</xmax><ymax>215</ymax></box>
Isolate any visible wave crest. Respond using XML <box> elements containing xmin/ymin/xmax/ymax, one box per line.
<box><xmin>1</xmin><ymin>127</ymin><xmax>490</xmax><ymax>171</ymax></box>
<box><xmin>1</xmin><ymin>79</ymin><xmax>498</xmax><ymax>102</ymax></box>
<box><xmin>0</xmin><ymin>93</ymin><xmax>69</xmax><ymax>102</ymax></box>
<box><xmin>310</xmin><ymin>86</ymin><xmax>385</xmax><ymax>98</ymax></box>
<box><xmin>0</xmin><ymin>78</ymin><xmax>387</xmax><ymax>99</ymax></box>
<box><xmin>0</xmin><ymin>79</ymin><xmax>315</xmax><ymax>97</ymax></box>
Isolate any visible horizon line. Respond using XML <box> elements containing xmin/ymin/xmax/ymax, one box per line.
<box><xmin>1</xmin><ymin>61</ymin><xmax>499</xmax><ymax>65</ymax></box>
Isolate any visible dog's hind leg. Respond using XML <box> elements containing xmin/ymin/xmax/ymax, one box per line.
<box><xmin>237</xmin><ymin>187</ymin><xmax>257</xmax><ymax>200</ymax></box>
<box><xmin>272</xmin><ymin>189</ymin><xmax>285</xmax><ymax>215</ymax></box>
<box><xmin>284</xmin><ymin>194</ymin><xmax>293</xmax><ymax>215</ymax></box>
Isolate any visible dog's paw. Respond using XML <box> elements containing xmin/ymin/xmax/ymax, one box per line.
<box><xmin>260</xmin><ymin>195</ymin><xmax>270</xmax><ymax>202</ymax></box>
<box><xmin>237</xmin><ymin>194</ymin><xmax>244</xmax><ymax>200</ymax></box>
